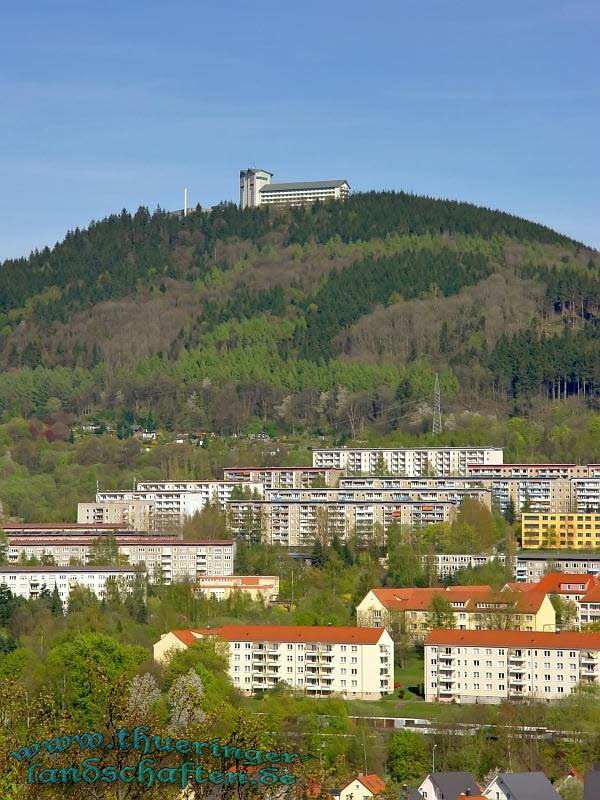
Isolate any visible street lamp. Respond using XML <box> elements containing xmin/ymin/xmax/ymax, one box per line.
<box><xmin>432</xmin><ymin>743</ymin><xmax>438</xmax><ymax>773</ymax></box>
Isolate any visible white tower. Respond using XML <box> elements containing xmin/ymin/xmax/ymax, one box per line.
<box><xmin>239</xmin><ymin>168</ymin><xmax>273</xmax><ymax>209</ymax></box>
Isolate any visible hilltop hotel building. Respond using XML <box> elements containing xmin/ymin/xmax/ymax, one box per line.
<box><xmin>240</xmin><ymin>168</ymin><xmax>350</xmax><ymax>208</ymax></box>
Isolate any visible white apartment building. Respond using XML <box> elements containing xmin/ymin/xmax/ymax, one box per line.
<box><xmin>425</xmin><ymin>629</ymin><xmax>600</xmax><ymax>704</ymax></box>
<box><xmin>154</xmin><ymin>624</ymin><xmax>393</xmax><ymax>699</ymax></box>
<box><xmin>223</xmin><ymin>467</ymin><xmax>344</xmax><ymax>489</ymax></box>
<box><xmin>194</xmin><ymin>575</ymin><xmax>279</xmax><ymax>604</ymax></box>
<box><xmin>423</xmin><ymin>553</ymin><xmax>506</xmax><ymax>579</ymax></box>
<box><xmin>226</xmin><ymin>499</ymin><xmax>458</xmax><ymax>547</ymax></box>
<box><xmin>571</xmin><ymin>478</ymin><xmax>600</xmax><ymax>512</ymax></box>
<box><xmin>312</xmin><ymin>447</ymin><xmax>503</xmax><ymax>477</ymax></box>
<box><xmin>515</xmin><ymin>551</ymin><xmax>600</xmax><ymax>583</ymax></box>
<box><xmin>239</xmin><ymin>168</ymin><xmax>350</xmax><ymax>209</ymax></box>
<box><xmin>5</xmin><ymin>537</ymin><xmax>235</xmax><ymax>583</ymax></box>
<box><xmin>0</xmin><ymin>566</ymin><xmax>138</xmax><ymax>606</ymax></box>
<box><xmin>91</xmin><ymin>481</ymin><xmax>263</xmax><ymax>530</ymax></box>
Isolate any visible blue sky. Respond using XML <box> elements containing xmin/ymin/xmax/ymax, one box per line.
<box><xmin>1</xmin><ymin>0</ymin><xmax>599</xmax><ymax>259</ymax></box>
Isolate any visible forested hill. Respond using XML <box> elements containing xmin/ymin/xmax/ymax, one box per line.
<box><xmin>0</xmin><ymin>190</ymin><xmax>598</xmax><ymax>435</ymax></box>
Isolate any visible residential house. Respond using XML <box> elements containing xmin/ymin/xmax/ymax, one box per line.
<box><xmin>483</xmin><ymin>772</ymin><xmax>560</xmax><ymax>800</ymax></box>
<box><xmin>334</xmin><ymin>774</ymin><xmax>385</xmax><ymax>800</ymax></box>
<box><xmin>418</xmin><ymin>772</ymin><xmax>481</xmax><ymax>800</ymax></box>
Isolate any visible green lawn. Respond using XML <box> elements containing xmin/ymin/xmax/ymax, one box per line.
<box><xmin>394</xmin><ymin>650</ymin><xmax>425</xmax><ymax>699</ymax></box>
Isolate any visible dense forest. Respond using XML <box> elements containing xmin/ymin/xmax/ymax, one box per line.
<box><xmin>0</xmin><ymin>191</ymin><xmax>598</xmax><ymax>437</ymax></box>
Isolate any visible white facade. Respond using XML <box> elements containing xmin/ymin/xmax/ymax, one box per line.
<box><xmin>239</xmin><ymin>168</ymin><xmax>350</xmax><ymax>209</ymax></box>
<box><xmin>0</xmin><ymin>566</ymin><xmax>138</xmax><ymax>606</ymax></box>
<box><xmin>425</xmin><ymin>630</ymin><xmax>600</xmax><ymax>704</ymax></box>
<box><xmin>6</xmin><ymin>537</ymin><xmax>235</xmax><ymax>583</ymax></box>
<box><xmin>239</xmin><ymin>168</ymin><xmax>273</xmax><ymax>208</ymax></box>
<box><xmin>155</xmin><ymin>625</ymin><xmax>394</xmax><ymax>700</ymax></box>
<box><xmin>312</xmin><ymin>447</ymin><xmax>503</xmax><ymax>477</ymax></box>
<box><xmin>423</xmin><ymin>553</ymin><xmax>506</xmax><ymax>579</ymax></box>
<box><xmin>467</xmin><ymin>464</ymin><xmax>600</xmax><ymax>479</ymax></box>
<box><xmin>94</xmin><ymin>481</ymin><xmax>263</xmax><ymax>530</ymax></box>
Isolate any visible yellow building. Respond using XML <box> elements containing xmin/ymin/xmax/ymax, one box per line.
<box><xmin>356</xmin><ymin>585</ymin><xmax>555</xmax><ymax>642</ymax></box>
<box><xmin>521</xmin><ymin>513</ymin><xmax>600</xmax><ymax>550</ymax></box>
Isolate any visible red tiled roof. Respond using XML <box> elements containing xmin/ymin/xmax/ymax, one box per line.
<box><xmin>580</xmin><ymin>584</ymin><xmax>600</xmax><ymax>603</ymax></box>
<box><xmin>339</xmin><ymin>775</ymin><xmax>385</xmax><ymax>796</ymax></box>
<box><xmin>356</xmin><ymin>775</ymin><xmax>385</xmax><ymax>795</ymax></box>
<box><xmin>171</xmin><ymin>630</ymin><xmax>203</xmax><ymax>646</ymax></box>
<box><xmin>426</xmin><ymin>629</ymin><xmax>600</xmax><ymax>648</ymax></box>
<box><xmin>187</xmin><ymin>625</ymin><xmax>388</xmax><ymax>645</ymax></box>
<box><xmin>370</xmin><ymin>585</ymin><xmax>548</xmax><ymax>613</ymax></box>
<box><xmin>534</xmin><ymin>573</ymin><xmax>598</xmax><ymax>594</ymax></box>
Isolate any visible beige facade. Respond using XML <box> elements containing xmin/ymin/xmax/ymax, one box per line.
<box><xmin>223</xmin><ymin>467</ymin><xmax>344</xmax><ymax>489</ymax></box>
<box><xmin>312</xmin><ymin>447</ymin><xmax>503</xmax><ymax>476</ymax></box>
<box><xmin>425</xmin><ymin>629</ymin><xmax>600</xmax><ymax>703</ymax></box>
<box><xmin>265</xmin><ymin>485</ymin><xmax>492</xmax><ymax>510</ymax></box>
<box><xmin>6</xmin><ymin>537</ymin><xmax>235</xmax><ymax>582</ymax></box>
<box><xmin>356</xmin><ymin>586</ymin><xmax>555</xmax><ymax>641</ymax></box>
<box><xmin>226</xmin><ymin>499</ymin><xmax>458</xmax><ymax>547</ymax></box>
<box><xmin>193</xmin><ymin>575</ymin><xmax>279</xmax><ymax>604</ymax></box>
<box><xmin>77</xmin><ymin>500</ymin><xmax>154</xmax><ymax>530</ymax></box>
<box><xmin>154</xmin><ymin>625</ymin><xmax>393</xmax><ymax>700</ymax></box>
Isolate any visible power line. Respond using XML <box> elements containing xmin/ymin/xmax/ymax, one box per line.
<box><xmin>432</xmin><ymin>373</ymin><xmax>442</xmax><ymax>436</ymax></box>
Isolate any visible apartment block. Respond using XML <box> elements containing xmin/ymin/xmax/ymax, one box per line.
<box><xmin>92</xmin><ymin>481</ymin><xmax>263</xmax><ymax>530</ymax></box>
<box><xmin>423</xmin><ymin>553</ymin><xmax>506</xmax><ymax>579</ymax></box>
<box><xmin>515</xmin><ymin>551</ymin><xmax>600</xmax><ymax>583</ymax></box>
<box><xmin>193</xmin><ymin>575</ymin><xmax>279</xmax><ymax>604</ymax></box>
<box><xmin>226</xmin><ymin>499</ymin><xmax>459</xmax><ymax>547</ymax></box>
<box><xmin>0</xmin><ymin>566</ymin><xmax>138</xmax><ymax>606</ymax></box>
<box><xmin>77</xmin><ymin>500</ymin><xmax>154</xmax><ymax>530</ymax></box>
<box><xmin>154</xmin><ymin>624</ymin><xmax>393</xmax><ymax>699</ymax></box>
<box><xmin>356</xmin><ymin>587</ymin><xmax>555</xmax><ymax>641</ymax></box>
<box><xmin>6</xmin><ymin>537</ymin><xmax>235</xmax><ymax>582</ymax></box>
<box><xmin>571</xmin><ymin>478</ymin><xmax>600</xmax><ymax>512</ymax></box>
<box><xmin>468</xmin><ymin>464</ymin><xmax>600</xmax><ymax>479</ymax></box>
<box><xmin>521</xmin><ymin>513</ymin><xmax>600</xmax><ymax>549</ymax></box>
<box><xmin>1</xmin><ymin>523</ymin><xmax>128</xmax><ymax>537</ymax></box>
<box><xmin>312</xmin><ymin>447</ymin><xmax>503</xmax><ymax>476</ymax></box>
<box><xmin>306</xmin><ymin>484</ymin><xmax>493</xmax><ymax>510</ymax></box>
<box><xmin>425</xmin><ymin>629</ymin><xmax>600</xmax><ymax>703</ymax></box>
<box><xmin>484</xmin><ymin>478</ymin><xmax>572</xmax><ymax>515</ymax></box>
<box><xmin>223</xmin><ymin>467</ymin><xmax>344</xmax><ymax>489</ymax></box>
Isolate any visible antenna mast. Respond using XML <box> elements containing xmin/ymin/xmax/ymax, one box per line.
<box><xmin>432</xmin><ymin>373</ymin><xmax>442</xmax><ymax>436</ymax></box>
<box><xmin>183</xmin><ymin>187</ymin><xmax>188</xmax><ymax>217</ymax></box>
